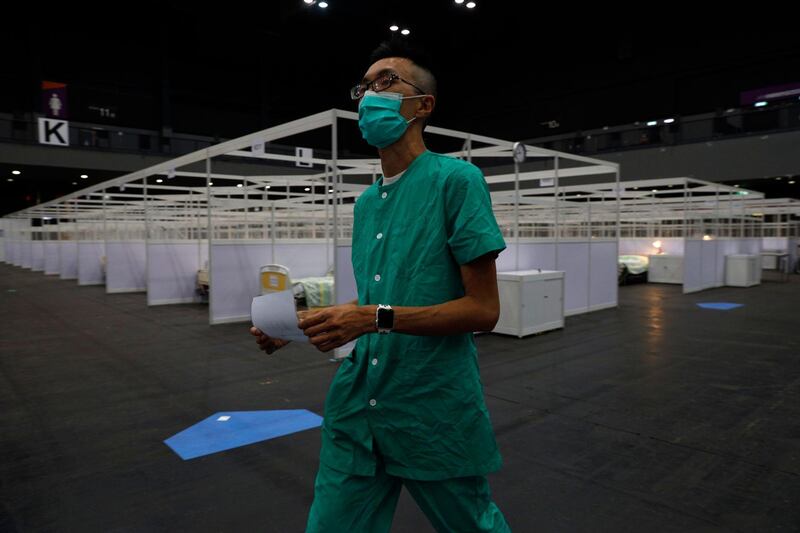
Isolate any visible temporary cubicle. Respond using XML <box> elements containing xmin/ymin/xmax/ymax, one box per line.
<box><xmin>1</xmin><ymin>109</ymin><xmax>622</xmax><ymax>328</ymax></box>
<box><xmin>613</xmin><ymin>177</ymin><xmax>764</xmax><ymax>293</ymax></box>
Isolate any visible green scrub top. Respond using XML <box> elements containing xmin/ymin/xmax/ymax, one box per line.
<box><xmin>320</xmin><ymin>150</ymin><xmax>507</xmax><ymax>481</ymax></box>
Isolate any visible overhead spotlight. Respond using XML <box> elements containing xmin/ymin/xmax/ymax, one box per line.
<box><xmin>236</xmin><ymin>183</ymin><xmax>243</xmax><ymax>188</ymax></box>
<box><xmin>304</xmin><ymin>187</ymin><xmax>311</xmax><ymax>191</ymax></box>
<box><xmin>389</xmin><ymin>25</ymin><xmax>399</xmax><ymax>31</ymax></box>
<box><xmin>466</xmin><ymin>1</ymin><xmax>476</xmax><ymax>7</ymax></box>
<box><xmin>328</xmin><ymin>188</ymin><xmax>334</xmax><ymax>193</ymax></box>
<box><xmin>401</xmin><ymin>28</ymin><xmax>410</xmax><ymax>35</ymax></box>
<box><xmin>12</xmin><ymin>170</ymin><xmax>20</xmax><ymax>175</ymax></box>
<box><xmin>663</xmin><ymin>118</ymin><xmax>675</xmax><ymax>124</ymax></box>
<box><xmin>754</xmin><ymin>101</ymin><xmax>767</xmax><ymax>107</ymax></box>
<box><xmin>318</xmin><ymin>1</ymin><xmax>328</xmax><ymax>7</ymax></box>
<box><xmin>265</xmin><ymin>185</ymin><xmax>271</xmax><ymax>190</ymax></box>
<box><xmin>80</xmin><ymin>174</ymin><xmax>88</xmax><ymax>179</ymax></box>
<box><xmin>209</xmin><ymin>181</ymin><xmax>214</xmax><ymax>186</ymax></box>
<box><xmin>646</xmin><ymin>120</ymin><xmax>658</xmax><ymax>126</ymax></box>
<box><xmin>156</xmin><ymin>178</ymin><xmax>163</xmax><ymax>183</ymax></box>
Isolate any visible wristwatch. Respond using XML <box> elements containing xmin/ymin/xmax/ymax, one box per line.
<box><xmin>375</xmin><ymin>304</ymin><xmax>394</xmax><ymax>334</ymax></box>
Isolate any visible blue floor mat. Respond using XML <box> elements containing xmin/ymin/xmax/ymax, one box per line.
<box><xmin>164</xmin><ymin>409</ymin><xmax>323</xmax><ymax>460</ymax></box>
<box><xmin>696</xmin><ymin>302</ymin><xmax>744</xmax><ymax>311</ymax></box>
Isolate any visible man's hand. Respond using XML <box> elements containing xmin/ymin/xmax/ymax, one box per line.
<box><xmin>298</xmin><ymin>303</ymin><xmax>375</xmax><ymax>353</ymax></box>
<box><xmin>249</xmin><ymin>326</ymin><xmax>291</xmax><ymax>355</ymax></box>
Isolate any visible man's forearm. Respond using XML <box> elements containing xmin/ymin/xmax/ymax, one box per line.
<box><xmin>359</xmin><ymin>296</ymin><xmax>499</xmax><ymax>337</ymax></box>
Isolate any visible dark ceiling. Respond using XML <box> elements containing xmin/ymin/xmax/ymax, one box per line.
<box><xmin>3</xmin><ymin>2</ymin><xmax>799</xmax><ymax>139</ymax></box>
<box><xmin>2</xmin><ymin>3</ymin><xmax>800</xmax><ymax>215</ymax></box>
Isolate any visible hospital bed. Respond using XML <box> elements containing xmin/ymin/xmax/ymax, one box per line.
<box><xmin>259</xmin><ymin>264</ymin><xmax>335</xmax><ymax>309</ymax></box>
<box><xmin>618</xmin><ymin>254</ymin><xmax>649</xmax><ymax>285</ymax></box>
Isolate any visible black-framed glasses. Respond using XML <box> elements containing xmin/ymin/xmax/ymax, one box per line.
<box><xmin>350</xmin><ymin>72</ymin><xmax>425</xmax><ymax>100</ymax></box>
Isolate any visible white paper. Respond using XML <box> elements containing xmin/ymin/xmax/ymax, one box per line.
<box><xmin>250</xmin><ymin>290</ymin><xmax>309</xmax><ymax>343</ymax></box>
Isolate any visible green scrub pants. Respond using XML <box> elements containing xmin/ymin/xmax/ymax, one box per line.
<box><xmin>305</xmin><ymin>461</ymin><xmax>511</xmax><ymax>533</ymax></box>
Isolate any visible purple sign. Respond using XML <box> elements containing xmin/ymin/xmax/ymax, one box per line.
<box><xmin>740</xmin><ymin>82</ymin><xmax>800</xmax><ymax>106</ymax></box>
<box><xmin>41</xmin><ymin>81</ymin><xmax>68</xmax><ymax>119</ymax></box>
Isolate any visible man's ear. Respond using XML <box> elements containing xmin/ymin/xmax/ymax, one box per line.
<box><xmin>418</xmin><ymin>95</ymin><xmax>436</xmax><ymax>120</ymax></box>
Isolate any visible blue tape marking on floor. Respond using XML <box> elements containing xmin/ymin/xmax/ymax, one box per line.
<box><xmin>164</xmin><ymin>409</ymin><xmax>323</xmax><ymax>460</ymax></box>
<box><xmin>696</xmin><ymin>302</ymin><xmax>744</xmax><ymax>311</ymax></box>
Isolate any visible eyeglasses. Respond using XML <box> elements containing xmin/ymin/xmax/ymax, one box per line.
<box><xmin>350</xmin><ymin>72</ymin><xmax>425</xmax><ymax>100</ymax></box>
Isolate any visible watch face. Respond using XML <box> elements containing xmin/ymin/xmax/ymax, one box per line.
<box><xmin>377</xmin><ymin>307</ymin><xmax>393</xmax><ymax>329</ymax></box>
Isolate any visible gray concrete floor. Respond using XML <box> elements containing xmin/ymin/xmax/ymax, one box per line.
<box><xmin>0</xmin><ymin>263</ymin><xmax>798</xmax><ymax>532</ymax></box>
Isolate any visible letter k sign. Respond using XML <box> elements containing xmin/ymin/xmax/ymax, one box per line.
<box><xmin>38</xmin><ymin>117</ymin><xmax>69</xmax><ymax>146</ymax></box>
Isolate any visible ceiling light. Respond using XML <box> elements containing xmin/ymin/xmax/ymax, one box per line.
<box><xmin>209</xmin><ymin>182</ymin><xmax>214</xmax><ymax>186</ymax></box>
<box><xmin>329</xmin><ymin>188</ymin><xmax>334</xmax><ymax>193</ymax></box>
<box><xmin>318</xmin><ymin>1</ymin><xmax>328</xmax><ymax>7</ymax></box>
<box><xmin>646</xmin><ymin>121</ymin><xmax>658</xmax><ymax>126</ymax></box>
<box><xmin>754</xmin><ymin>101</ymin><xmax>767</xmax><ymax>107</ymax></box>
<box><xmin>7</xmin><ymin>178</ymin><xmax>13</xmax><ymax>182</ymax></box>
<box><xmin>389</xmin><ymin>25</ymin><xmax>399</xmax><ymax>31</ymax></box>
<box><xmin>466</xmin><ymin>1</ymin><xmax>476</xmax><ymax>7</ymax></box>
<box><xmin>401</xmin><ymin>28</ymin><xmax>410</xmax><ymax>35</ymax></box>
<box><xmin>265</xmin><ymin>185</ymin><xmax>271</xmax><ymax>190</ymax></box>
<box><xmin>11</xmin><ymin>170</ymin><xmax>20</xmax><ymax>175</ymax></box>
<box><xmin>652</xmin><ymin>189</ymin><xmax>657</xmax><ymax>192</ymax></box>
<box><xmin>80</xmin><ymin>174</ymin><xmax>88</xmax><ymax>179</ymax></box>
<box><xmin>790</xmin><ymin>180</ymin><xmax>796</xmax><ymax>184</ymax></box>
<box><xmin>663</xmin><ymin>118</ymin><xmax>675</xmax><ymax>124</ymax></box>
<box><xmin>303</xmin><ymin>0</ymin><xmax>315</xmax><ymax>3</ymax></box>
<box><xmin>304</xmin><ymin>187</ymin><xmax>311</xmax><ymax>191</ymax></box>
<box><xmin>455</xmin><ymin>0</ymin><xmax>465</xmax><ymax>3</ymax></box>
<box><xmin>734</xmin><ymin>184</ymin><xmax>740</xmax><ymax>187</ymax></box>
<box><xmin>72</xmin><ymin>182</ymin><xmax>77</xmax><ymax>185</ymax></box>
<box><xmin>237</xmin><ymin>183</ymin><xmax>243</xmax><ymax>188</ymax></box>
<box><xmin>156</xmin><ymin>178</ymin><xmax>163</xmax><ymax>183</ymax></box>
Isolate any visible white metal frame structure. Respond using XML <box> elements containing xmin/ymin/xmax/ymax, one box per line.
<box><xmin>2</xmin><ymin>109</ymin><xmax>621</xmax><ymax>323</ymax></box>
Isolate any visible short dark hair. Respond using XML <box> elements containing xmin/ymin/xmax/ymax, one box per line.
<box><xmin>368</xmin><ymin>40</ymin><xmax>438</xmax><ymax>99</ymax></box>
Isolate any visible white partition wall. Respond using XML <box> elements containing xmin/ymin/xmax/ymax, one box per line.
<box><xmin>335</xmin><ymin>244</ymin><xmax>356</xmax><ymax>305</ymax></box>
<box><xmin>31</xmin><ymin>240</ymin><xmax>45</xmax><ymax>272</ymax></box>
<box><xmin>105</xmin><ymin>241</ymin><xmax>147</xmax><ymax>293</ymax></box>
<box><xmin>43</xmin><ymin>241</ymin><xmax>60</xmax><ymax>275</ymax></box>
<box><xmin>495</xmin><ymin>240</ymin><xmax>617</xmax><ymax>316</ymax></box>
<box><xmin>147</xmin><ymin>241</ymin><xmax>208</xmax><ymax>306</ymax></box>
<box><xmin>21</xmin><ymin>240</ymin><xmax>33</xmax><ymax>269</ymax></box>
<box><xmin>209</xmin><ymin>241</ymin><xmax>330</xmax><ymax>324</ymax></box>
<box><xmin>0</xmin><ymin>219</ymin><xmax>6</xmax><ymax>263</ymax></box>
<box><xmin>77</xmin><ymin>241</ymin><xmax>105</xmax><ymax>286</ymax></box>
<box><xmin>59</xmin><ymin>241</ymin><xmax>78</xmax><ymax>280</ymax></box>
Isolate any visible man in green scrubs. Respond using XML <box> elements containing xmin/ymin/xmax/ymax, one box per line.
<box><xmin>250</xmin><ymin>41</ymin><xmax>511</xmax><ymax>532</ymax></box>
